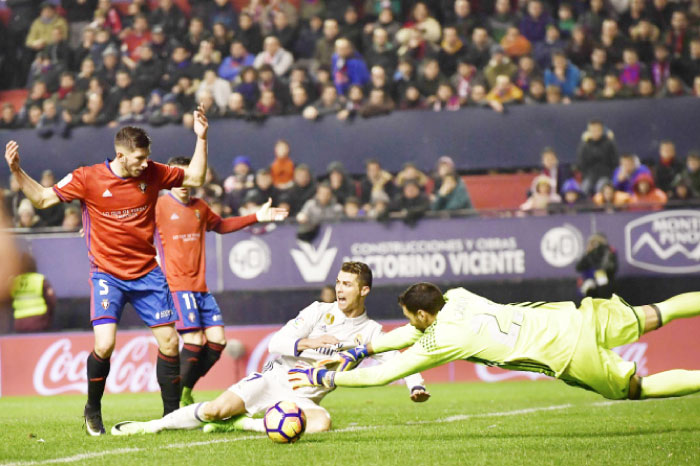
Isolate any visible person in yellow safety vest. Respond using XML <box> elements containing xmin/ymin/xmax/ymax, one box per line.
<box><xmin>11</xmin><ymin>252</ymin><xmax>55</xmax><ymax>333</ymax></box>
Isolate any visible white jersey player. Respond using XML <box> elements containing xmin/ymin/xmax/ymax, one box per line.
<box><xmin>111</xmin><ymin>262</ymin><xmax>429</xmax><ymax>436</ymax></box>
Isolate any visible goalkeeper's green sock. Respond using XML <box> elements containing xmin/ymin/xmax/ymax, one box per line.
<box><xmin>641</xmin><ymin>370</ymin><xmax>700</xmax><ymax>399</ymax></box>
<box><xmin>655</xmin><ymin>292</ymin><xmax>700</xmax><ymax>325</ymax></box>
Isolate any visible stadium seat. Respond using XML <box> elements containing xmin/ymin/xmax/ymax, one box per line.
<box><xmin>0</xmin><ymin>89</ymin><xmax>29</xmax><ymax>112</ymax></box>
<box><xmin>462</xmin><ymin>173</ymin><xmax>536</xmax><ymax>210</ymax></box>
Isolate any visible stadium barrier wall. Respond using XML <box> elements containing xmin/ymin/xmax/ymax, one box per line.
<box><xmin>1</xmin><ymin>318</ymin><xmax>699</xmax><ymax>397</ymax></box>
<box><xmin>15</xmin><ymin>209</ymin><xmax>700</xmax><ymax>298</ymax></box>
<box><xmin>1</xmin><ymin>97</ymin><xmax>700</xmax><ymax>179</ymax></box>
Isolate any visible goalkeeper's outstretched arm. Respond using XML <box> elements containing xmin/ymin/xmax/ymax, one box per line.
<box><xmin>368</xmin><ymin>324</ymin><xmax>424</xmax><ymax>355</ymax></box>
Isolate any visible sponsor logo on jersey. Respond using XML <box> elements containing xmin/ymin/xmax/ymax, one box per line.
<box><xmin>194</xmin><ymin>209</ymin><xmax>200</xmax><ymax>220</ymax></box>
<box><xmin>540</xmin><ymin>224</ymin><xmax>583</xmax><ymax>268</ymax></box>
<box><xmin>625</xmin><ymin>210</ymin><xmax>700</xmax><ymax>273</ymax></box>
<box><xmin>292</xmin><ymin>317</ymin><xmax>304</xmax><ymax>328</ymax></box>
<box><xmin>324</xmin><ymin>313</ymin><xmax>335</xmax><ymax>325</ymax></box>
<box><xmin>290</xmin><ymin>227</ymin><xmax>337</xmax><ymax>283</ymax></box>
<box><xmin>155</xmin><ymin>309</ymin><xmax>174</xmax><ymax>320</ymax></box>
<box><xmin>170</xmin><ymin>213</ymin><xmax>179</xmax><ymax>220</ymax></box>
<box><xmin>139</xmin><ymin>182</ymin><xmax>147</xmax><ymax>193</ymax></box>
<box><xmin>101</xmin><ymin>299</ymin><xmax>109</xmax><ymax>310</ymax></box>
<box><xmin>102</xmin><ymin>189</ymin><xmax>113</xmax><ymax>198</ymax></box>
<box><xmin>228</xmin><ymin>238</ymin><xmax>271</xmax><ymax>279</ymax></box>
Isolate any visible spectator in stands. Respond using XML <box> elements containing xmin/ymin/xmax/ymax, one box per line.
<box><xmin>16</xmin><ymin>198</ymin><xmax>45</xmax><ymax>229</ymax></box>
<box><xmin>565</xmin><ymin>26</ymin><xmax>593</xmax><ymax>69</ymax></box>
<box><xmin>559</xmin><ymin>178</ymin><xmax>587</xmax><ymax>211</ymax></box>
<box><xmin>269</xmin><ymin>139</ymin><xmax>295</xmax><ymax>189</ymax></box>
<box><xmin>37</xmin><ymin>98</ymin><xmax>70</xmax><ymax>138</ymax></box>
<box><xmin>303</xmin><ymin>84</ymin><xmax>340</xmax><ymax>120</ymax></box>
<box><xmin>578</xmin><ymin>0</ymin><xmax>607</xmax><ymax>39</ymax></box>
<box><xmin>24</xmin><ymin>104</ymin><xmax>43</xmax><ymax>129</ymax></box>
<box><xmin>121</xmin><ymin>14</ymin><xmax>152</xmax><ymax>62</ymax></box>
<box><xmin>439</xmin><ymin>26</ymin><xmax>467</xmax><ymax>77</ymax></box>
<box><xmin>46</xmin><ymin>25</ymin><xmax>72</xmax><ymax>70</ymax></box>
<box><xmin>390</xmin><ymin>180</ymin><xmax>430</xmax><ymax>225</ymax></box>
<box><xmin>218</xmin><ymin>41</ymin><xmax>255</xmax><ymax>82</ymax></box>
<box><xmin>484</xmin><ymin>47</ymin><xmax>517</xmax><ymax>88</ymax></box>
<box><xmin>254</xmin><ymin>36</ymin><xmax>294</xmax><ymax>77</ymax></box>
<box><xmin>397</xmin><ymin>2</ymin><xmax>441</xmax><ymax>45</ymax></box>
<box><xmin>432</xmin><ymin>83</ymin><xmax>460</xmax><ymax>111</ymax></box>
<box><xmin>359</xmin><ymin>159</ymin><xmax>394</xmax><ymax>211</ymax></box>
<box><xmin>294</xmin><ymin>14</ymin><xmax>322</xmax><ymax>59</ymax></box>
<box><xmin>658</xmin><ymin>75</ymin><xmax>689</xmax><ymax>97</ymax></box>
<box><xmin>313</xmin><ymin>18</ymin><xmax>340</xmax><ymax>71</ymax></box>
<box><xmin>464</xmin><ymin>28</ymin><xmax>493</xmax><ymax>69</ymax></box>
<box><xmin>150</xmin><ymin>0</ymin><xmax>187</xmax><ymax>38</ymax></box>
<box><xmin>653</xmin><ymin>140</ymin><xmax>684</xmax><ymax>194</ymax></box>
<box><xmin>332</xmin><ymin>38</ymin><xmax>370</xmax><ymax>96</ymax></box>
<box><xmin>25</xmin><ymin>2</ymin><xmax>68</xmax><ymax>55</ymax></box>
<box><xmin>343</xmin><ymin>196</ymin><xmax>363</xmax><ymax>219</ymax></box>
<box><xmin>629</xmin><ymin>20</ymin><xmax>660</xmax><ymax>64</ymax></box>
<box><xmin>223</xmin><ymin>155</ymin><xmax>254</xmax><ymax>206</ymax></box>
<box><xmin>0</xmin><ymin>104</ymin><xmax>21</xmax><ymax>130</ymax></box>
<box><xmin>62</xmin><ymin>0</ymin><xmax>98</xmax><ymax>48</ymax></box>
<box><xmin>619</xmin><ymin>48</ymin><xmax>647</xmax><ymax>89</ymax></box>
<box><xmin>544</xmin><ymin>50</ymin><xmax>581</xmax><ymax>98</ymax></box>
<box><xmin>576</xmin><ymin>76</ymin><xmax>598</xmax><ymax>100</ymax></box>
<box><xmin>520</xmin><ymin>175</ymin><xmax>561</xmax><ymax>213</ymax></box>
<box><xmin>449</xmin><ymin>0</ymin><xmax>479</xmax><ymax>40</ymax></box>
<box><xmin>395</xmin><ymin>162</ymin><xmax>429</xmax><ymax>190</ymax></box>
<box><xmin>62</xmin><ymin>205</ymin><xmax>82</xmax><ymax>230</ymax></box>
<box><xmin>367</xmin><ymin>66</ymin><xmax>395</xmax><ymax>101</ymax></box>
<box><xmin>629</xmin><ymin>173</ymin><xmax>668</xmax><ymax>209</ymax></box>
<box><xmin>149</xmin><ymin>94</ymin><xmax>182</xmax><ymax>126</ymax></box>
<box><xmin>486</xmin><ymin>74</ymin><xmax>523</xmax><ymax>105</ymax></box>
<box><xmin>678</xmin><ymin>38</ymin><xmax>700</xmax><ymax>87</ymax></box>
<box><xmin>360</xmin><ymin>88</ymin><xmax>395</xmax><ymax>117</ymax></box>
<box><xmin>209</xmin><ymin>0</ymin><xmax>238</xmax><ymax>32</ymax></box>
<box><xmin>365</xmin><ymin>27</ymin><xmax>398</xmax><ymax>76</ymax></box>
<box><xmin>556</xmin><ymin>3</ymin><xmax>576</xmax><ymax>39</ymax></box>
<box><xmin>599</xmin><ymin>19</ymin><xmax>628</xmax><ymax>65</ymax></box>
<box><xmin>650</xmin><ymin>0</ymin><xmax>673</xmax><ymax>32</ymax></box>
<box><xmin>416</xmin><ymin>59</ymin><xmax>447</xmax><ymax>102</ymax></box>
<box><xmin>27</xmin><ymin>51</ymin><xmax>61</xmax><ymax>92</ymax></box>
<box><xmin>196</xmin><ymin>70</ymin><xmax>231</xmax><ymax>110</ymax></box>
<box><xmin>674</xmin><ymin>152</ymin><xmax>700</xmax><ymax>196</ymax></box>
<box><xmin>600</xmin><ymin>73</ymin><xmax>635</xmax><ymax>99</ymax></box>
<box><xmin>35</xmin><ymin>170</ymin><xmax>65</xmax><ymax>227</ymax></box>
<box><xmin>340</xmin><ymin>6</ymin><xmax>362</xmax><ymax>51</ymax></box>
<box><xmin>501</xmin><ymin>26</ymin><xmax>532</xmax><ymax>61</ymax></box>
<box><xmin>593</xmin><ymin>181</ymin><xmax>631</xmax><ymax>211</ymax></box>
<box><xmin>97</xmin><ymin>45</ymin><xmax>120</xmax><ymax>88</ymax></box>
<box><xmin>95</xmin><ymin>0</ymin><xmax>123</xmax><ymax>37</ymax></box>
<box><xmin>287</xmin><ymin>85</ymin><xmax>311</xmax><ymax>115</ymax></box>
<box><xmin>577</xmin><ymin>119</ymin><xmax>619</xmax><ymax>195</ymax></box>
<box><xmin>613</xmin><ymin>154</ymin><xmax>652</xmax><ymax>194</ymax></box>
<box><xmin>319</xmin><ymin>284</ymin><xmax>336</xmax><ymax>303</ymax></box>
<box><xmin>287</xmin><ymin>164</ymin><xmax>316</xmax><ymax>215</ymax></box>
<box><xmin>211</xmin><ymin>21</ymin><xmax>234</xmax><ymax>57</ymax></box>
<box><xmin>533</xmin><ymin>25</ymin><xmax>565</xmax><ymax>70</ymax></box>
<box><xmin>669</xmin><ymin>177</ymin><xmax>695</xmax><ymax>203</ymax></box>
<box><xmin>296</xmin><ymin>182</ymin><xmax>343</xmax><ymax>240</ymax></box>
<box><xmin>637</xmin><ymin>78</ymin><xmax>656</xmax><ymax>98</ymax></box>
<box><xmin>431</xmin><ymin>171</ymin><xmax>472</xmax><ymax>211</ymax></box>
<box><xmin>539</xmin><ymin>147</ymin><xmax>570</xmax><ymax>195</ymax></box>
<box><xmin>665</xmin><ymin>11</ymin><xmax>691</xmax><ymax>59</ymax></box>
<box><xmin>55</xmin><ymin>72</ymin><xmax>85</xmax><ymax>116</ymax></box>
<box><xmin>10</xmin><ymin>252</ymin><xmax>56</xmax><ymax>333</ymax></box>
<box><xmin>519</xmin><ymin>0</ymin><xmax>552</xmax><ymax>43</ymax></box>
<box><xmin>78</xmin><ymin>91</ymin><xmax>109</xmax><ymax>126</ymax></box>
<box><xmin>326</xmin><ymin>161</ymin><xmax>355</xmax><ymax>205</ymax></box>
<box><xmin>452</xmin><ymin>59</ymin><xmax>480</xmax><ymax>105</ymax></box>
<box><xmin>525</xmin><ymin>79</ymin><xmax>546</xmax><ymax>104</ymax></box>
<box><xmin>583</xmin><ymin>46</ymin><xmax>611</xmax><ymax>88</ymax></box>
<box><xmin>488</xmin><ymin>0</ymin><xmax>519</xmax><ymax>43</ymax></box>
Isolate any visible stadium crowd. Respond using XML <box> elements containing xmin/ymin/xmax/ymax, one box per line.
<box><xmin>3</xmin><ymin>124</ymin><xmax>700</xmax><ymax>232</ymax></box>
<box><xmin>0</xmin><ymin>0</ymin><xmax>699</xmax><ymax>131</ymax></box>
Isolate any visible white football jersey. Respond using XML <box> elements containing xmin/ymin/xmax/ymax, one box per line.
<box><xmin>266</xmin><ymin>301</ymin><xmax>426</xmax><ymax>403</ymax></box>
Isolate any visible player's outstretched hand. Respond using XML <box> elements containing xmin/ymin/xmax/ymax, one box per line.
<box><xmin>410</xmin><ymin>385</ymin><xmax>431</xmax><ymax>403</ymax></box>
<box><xmin>288</xmin><ymin>367</ymin><xmax>335</xmax><ymax>390</ymax></box>
<box><xmin>331</xmin><ymin>345</ymin><xmax>369</xmax><ymax>372</ymax></box>
<box><xmin>256</xmin><ymin>197</ymin><xmax>289</xmax><ymax>222</ymax></box>
<box><xmin>193</xmin><ymin>105</ymin><xmax>209</xmax><ymax>140</ymax></box>
<box><xmin>5</xmin><ymin>140</ymin><xmax>20</xmax><ymax>172</ymax></box>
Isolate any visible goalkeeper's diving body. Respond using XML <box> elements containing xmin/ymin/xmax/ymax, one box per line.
<box><xmin>112</xmin><ymin>262</ymin><xmax>429</xmax><ymax>436</ymax></box>
<box><xmin>290</xmin><ymin>283</ymin><xmax>700</xmax><ymax>401</ymax></box>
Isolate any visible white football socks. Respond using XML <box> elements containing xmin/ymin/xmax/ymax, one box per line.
<box><xmin>153</xmin><ymin>402</ymin><xmax>207</xmax><ymax>431</ymax></box>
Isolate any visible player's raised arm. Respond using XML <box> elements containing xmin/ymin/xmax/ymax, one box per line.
<box><xmin>4</xmin><ymin>141</ymin><xmax>60</xmax><ymax>209</ymax></box>
<box><xmin>182</xmin><ymin>106</ymin><xmax>209</xmax><ymax>188</ymax></box>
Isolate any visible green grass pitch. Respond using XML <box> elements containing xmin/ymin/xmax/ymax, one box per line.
<box><xmin>1</xmin><ymin>380</ymin><xmax>699</xmax><ymax>465</ymax></box>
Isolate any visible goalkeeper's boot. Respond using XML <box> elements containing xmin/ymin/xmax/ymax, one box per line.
<box><xmin>111</xmin><ymin>421</ymin><xmax>159</xmax><ymax>436</ymax></box>
<box><xmin>84</xmin><ymin>405</ymin><xmax>105</xmax><ymax>436</ymax></box>
<box><xmin>180</xmin><ymin>387</ymin><xmax>195</xmax><ymax>407</ymax></box>
<box><xmin>202</xmin><ymin>414</ymin><xmax>247</xmax><ymax>433</ymax></box>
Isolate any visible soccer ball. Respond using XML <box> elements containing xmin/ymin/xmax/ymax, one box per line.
<box><xmin>263</xmin><ymin>401</ymin><xmax>307</xmax><ymax>443</ymax></box>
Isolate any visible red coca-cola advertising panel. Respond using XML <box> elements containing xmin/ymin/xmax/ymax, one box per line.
<box><xmin>1</xmin><ymin>319</ymin><xmax>699</xmax><ymax>397</ymax></box>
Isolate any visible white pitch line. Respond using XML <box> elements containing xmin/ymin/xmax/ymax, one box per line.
<box><xmin>0</xmin><ymin>398</ymin><xmax>680</xmax><ymax>466</ymax></box>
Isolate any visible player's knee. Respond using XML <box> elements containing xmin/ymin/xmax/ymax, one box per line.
<box><xmin>202</xmin><ymin>400</ymin><xmax>233</xmax><ymax>421</ymax></box>
<box><xmin>157</xmin><ymin>332</ymin><xmax>180</xmax><ymax>355</ymax></box>
<box><xmin>183</xmin><ymin>330</ymin><xmax>204</xmax><ymax>346</ymax></box>
<box><xmin>305</xmin><ymin>409</ymin><xmax>331</xmax><ymax>433</ymax></box>
<box><xmin>93</xmin><ymin>341</ymin><xmax>115</xmax><ymax>359</ymax></box>
<box><xmin>209</xmin><ymin>337</ymin><xmax>227</xmax><ymax>347</ymax></box>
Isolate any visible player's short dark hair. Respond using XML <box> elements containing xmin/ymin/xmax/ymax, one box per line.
<box><xmin>115</xmin><ymin>126</ymin><xmax>151</xmax><ymax>151</ymax></box>
<box><xmin>341</xmin><ymin>261</ymin><xmax>372</xmax><ymax>289</ymax></box>
<box><xmin>398</xmin><ymin>282</ymin><xmax>445</xmax><ymax>315</ymax></box>
<box><xmin>168</xmin><ymin>156</ymin><xmax>191</xmax><ymax>166</ymax></box>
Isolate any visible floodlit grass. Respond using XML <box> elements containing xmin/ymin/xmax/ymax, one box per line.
<box><xmin>1</xmin><ymin>380</ymin><xmax>699</xmax><ymax>465</ymax></box>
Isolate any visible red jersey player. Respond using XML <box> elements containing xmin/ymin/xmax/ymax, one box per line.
<box><xmin>4</xmin><ymin>107</ymin><xmax>209</xmax><ymax>436</ymax></box>
<box><xmin>155</xmin><ymin>156</ymin><xmax>288</xmax><ymax>406</ymax></box>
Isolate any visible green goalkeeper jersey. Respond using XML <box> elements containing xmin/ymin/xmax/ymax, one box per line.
<box><xmin>334</xmin><ymin>288</ymin><xmax>584</xmax><ymax>388</ymax></box>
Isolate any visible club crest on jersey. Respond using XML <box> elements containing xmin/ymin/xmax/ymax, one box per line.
<box><xmin>101</xmin><ymin>299</ymin><xmax>109</xmax><ymax>310</ymax></box>
<box><xmin>188</xmin><ymin>312</ymin><xmax>195</xmax><ymax>322</ymax></box>
<box><xmin>324</xmin><ymin>313</ymin><xmax>335</xmax><ymax>325</ymax></box>
<box><xmin>195</xmin><ymin>209</ymin><xmax>201</xmax><ymax>219</ymax></box>
<box><xmin>139</xmin><ymin>182</ymin><xmax>147</xmax><ymax>193</ymax></box>
<box><xmin>354</xmin><ymin>334</ymin><xmax>363</xmax><ymax>345</ymax></box>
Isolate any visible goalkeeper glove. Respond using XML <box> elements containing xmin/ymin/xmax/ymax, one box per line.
<box><xmin>288</xmin><ymin>367</ymin><xmax>336</xmax><ymax>390</ymax></box>
<box><xmin>335</xmin><ymin>345</ymin><xmax>369</xmax><ymax>372</ymax></box>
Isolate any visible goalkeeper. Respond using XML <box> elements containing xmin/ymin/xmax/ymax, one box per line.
<box><xmin>112</xmin><ymin>262</ymin><xmax>428</xmax><ymax>436</ymax></box>
<box><xmin>291</xmin><ymin>283</ymin><xmax>700</xmax><ymax>402</ymax></box>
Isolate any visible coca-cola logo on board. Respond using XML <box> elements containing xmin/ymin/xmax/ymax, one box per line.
<box><xmin>33</xmin><ymin>337</ymin><xmax>160</xmax><ymax>395</ymax></box>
